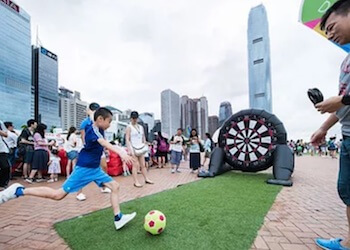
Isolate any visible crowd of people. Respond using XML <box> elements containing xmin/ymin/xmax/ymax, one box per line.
<box><xmin>0</xmin><ymin>104</ymin><xmax>214</xmax><ymax>193</ymax></box>
<box><xmin>288</xmin><ymin>137</ymin><xmax>340</xmax><ymax>158</ymax></box>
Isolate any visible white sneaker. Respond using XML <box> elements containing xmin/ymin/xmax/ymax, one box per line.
<box><xmin>47</xmin><ymin>179</ymin><xmax>55</xmax><ymax>183</ymax></box>
<box><xmin>76</xmin><ymin>193</ymin><xmax>87</xmax><ymax>201</ymax></box>
<box><xmin>176</xmin><ymin>169</ymin><xmax>181</xmax><ymax>173</ymax></box>
<box><xmin>25</xmin><ymin>178</ymin><xmax>34</xmax><ymax>184</ymax></box>
<box><xmin>0</xmin><ymin>183</ymin><xmax>24</xmax><ymax>204</ymax></box>
<box><xmin>101</xmin><ymin>187</ymin><xmax>111</xmax><ymax>193</ymax></box>
<box><xmin>171</xmin><ymin>169</ymin><xmax>175</xmax><ymax>174</ymax></box>
<box><xmin>114</xmin><ymin>212</ymin><xmax>136</xmax><ymax>230</ymax></box>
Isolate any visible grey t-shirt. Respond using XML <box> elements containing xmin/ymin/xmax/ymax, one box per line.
<box><xmin>0</xmin><ymin>120</ymin><xmax>9</xmax><ymax>153</ymax></box>
<box><xmin>336</xmin><ymin>54</ymin><xmax>350</xmax><ymax>136</ymax></box>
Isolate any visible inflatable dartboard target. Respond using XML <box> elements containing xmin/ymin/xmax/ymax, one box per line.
<box><xmin>218</xmin><ymin>109</ymin><xmax>287</xmax><ymax>172</ymax></box>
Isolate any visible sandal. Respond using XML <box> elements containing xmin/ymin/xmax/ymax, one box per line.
<box><xmin>134</xmin><ymin>183</ymin><xmax>143</xmax><ymax>188</ymax></box>
<box><xmin>145</xmin><ymin>180</ymin><xmax>154</xmax><ymax>184</ymax></box>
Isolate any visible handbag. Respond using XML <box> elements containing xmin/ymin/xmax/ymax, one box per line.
<box><xmin>133</xmin><ymin>144</ymin><xmax>149</xmax><ymax>157</ymax></box>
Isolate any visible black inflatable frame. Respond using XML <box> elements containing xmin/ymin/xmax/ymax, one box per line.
<box><xmin>199</xmin><ymin>109</ymin><xmax>294</xmax><ymax>186</ymax></box>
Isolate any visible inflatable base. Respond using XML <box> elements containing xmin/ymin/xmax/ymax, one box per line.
<box><xmin>266</xmin><ymin>178</ymin><xmax>293</xmax><ymax>187</ymax></box>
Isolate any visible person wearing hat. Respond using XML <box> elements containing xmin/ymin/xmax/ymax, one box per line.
<box><xmin>125</xmin><ymin>111</ymin><xmax>154</xmax><ymax>188</ymax></box>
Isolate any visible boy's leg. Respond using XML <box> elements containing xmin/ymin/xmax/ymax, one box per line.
<box><xmin>0</xmin><ymin>183</ymin><xmax>67</xmax><ymax>204</ymax></box>
<box><xmin>24</xmin><ymin>187</ymin><xmax>67</xmax><ymax>200</ymax></box>
<box><xmin>93</xmin><ymin>168</ymin><xmax>136</xmax><ymax>230</ymax></box>
<box><xmin>103</xmin><ymin>181</ymin><xmax>121</xmax><ymax>215</ymax></box>
<box><xmin>103</xmin><ymin>180</ymin><xmax>136</xmax><ymax>230</ymax></box>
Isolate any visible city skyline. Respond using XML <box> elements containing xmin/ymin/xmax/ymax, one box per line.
<box><xmin>7</xmin><ymin>0</ymin><xmax>346</xmax><ymax>140</ymax></box>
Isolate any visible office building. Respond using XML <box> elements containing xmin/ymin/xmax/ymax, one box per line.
<box><xmin>0</xmin><ymin>1</ymin><xmax>31</xmax><ymax>127</ymax></box>
<box><xmin>248</xmin><ymin>4</ymin><xmax>272</xmax><ymax>112</ymax></box>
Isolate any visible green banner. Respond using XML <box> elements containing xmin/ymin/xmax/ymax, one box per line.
<box><xmin>300</xmin><ymin>0</ymin><xmax>337</xmax><ymax>22</ymax></box>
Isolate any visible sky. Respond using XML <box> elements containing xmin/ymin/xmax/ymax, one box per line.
<box><xmin>15</xmin><ymin>0</ymin><xmax>347</xmax><ymax>141</ymax></box>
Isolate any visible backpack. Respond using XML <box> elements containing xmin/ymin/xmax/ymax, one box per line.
<box><xmin>158</xmin><ymin>139</ymin><xmax>168</xmax><ymax>152</ymax></box>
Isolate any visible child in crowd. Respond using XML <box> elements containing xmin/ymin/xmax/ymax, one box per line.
<box><xmin>47</xmin><ymin>147</ymin><xmax>61</xmax><ymax>183</ymax></box>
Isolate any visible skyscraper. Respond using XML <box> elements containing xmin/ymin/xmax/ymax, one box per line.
<box><xmin>218</xmin><ymin>101</ymin><xmax>232</xmax><ymax>126</ymax></box>
<box><xmin>0</xmin><ymin>1</ymin><xmax>31</xmax><ymax>127</ymax></box>
<box><xmin>32</xmin><ymin>46</ymin><xmax>60</xmax><ymax>129</ymax></box>
<box><xmin>161</xmin><ymin>89</ymin><xmax>180</xmax><ymax>138</ymax></box>
<box><xmin>208</xmin><ymin>115</ymin><xmax>219</xmax><ymax>136</ymax></box>
<box><xmin>139</xmin><ymin>112</ymin><xmax>155</xmax><ymax>133</ymax></box>
<box><xmin>197</xmin><ymin>97</ymin><xmax>209</xmax><ymax>138</ymax></box>
<box><xmin>180</xmin><ymin>95</ymin><xmax>209</xmax><ymax>138</ymax></box>
<box><xmin>248</xmin><ymin>4</ymin><xmax>272</xmax><ymax>113</ymax></box>
<box><xmin>181</xmin><ymin>95</ymin><xmax>194</xmax><ymax>136</ymax></box>
<box><xmin>59</xmin><ymin>87</ymin><xmax>88</xmax><ymax>131</ymax></box>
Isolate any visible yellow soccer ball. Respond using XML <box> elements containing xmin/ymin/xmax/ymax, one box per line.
<box><xmin>144</xmin><ymin>210</ymin><xmax>166</xmax><ymax>235</ymax></box>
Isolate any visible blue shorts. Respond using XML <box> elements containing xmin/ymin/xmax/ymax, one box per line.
<box><xmin>170</xmin><ymin>150</ymin><xmax>182</xmax><ymax>166</ymax></box>
<box><xmin>62</xmin><ymin>166</ymin><xmax>113</xmax><ymax>193</ymax></box>
<box><xmin>67</xmin><ymin>150</ymin><xmax>79</xmax><ymax>160</ymax></box>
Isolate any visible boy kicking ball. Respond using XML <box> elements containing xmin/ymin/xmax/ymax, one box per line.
<box><xmin>0</xmin><ymin>107</ymin><xmax>136</xmax><ymax>230</ymax></box>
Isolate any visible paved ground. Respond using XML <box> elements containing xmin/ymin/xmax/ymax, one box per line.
<box><xmin>0</xmin><ymin>156</ymin><xmax>346</xmax><ymax>250</ymax></box>
<box><xmin>0</xmin><ymin>163</ymin><xmax>199</xmax><ymax>250</ymax></box>
<box><xmin>251</xmin><ymin>155</ymin><xmax>347</xmax><ymax>250</ymax></box>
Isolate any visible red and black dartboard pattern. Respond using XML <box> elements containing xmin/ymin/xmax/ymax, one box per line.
<box><xmin>219</xmin><ymin>109</ymin><xmax>287</xmax><ymax>172</ymax></box>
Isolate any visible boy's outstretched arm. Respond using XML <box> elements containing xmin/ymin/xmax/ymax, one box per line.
<box><xmin>98</xmin><ymin>138</ymin><xmax>134</xmax><ymax>165</ymax></box>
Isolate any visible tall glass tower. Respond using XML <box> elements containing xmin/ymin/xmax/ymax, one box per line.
<box><xmin>0</xmin><ymin>1</ymin><xmax>32</xmax><ymax>127</ymax></box>
<box><xmin>248</xmin><ymin>4</ymin><xmax>272</xmax><ymax>113</ymax></box>
<box><xmin>161</xmin><ymin>89</ymin><xmax>180</xmax><ymax>137</ymax></box>
<box><xmin>32</xmin><ymin>46</ymin><xmax>60</xmax><ymax>129</ymax></box>
<box><xmin>218</xmin><ymin>101</ymin><xmax>232</xmax><ymax>126</ymax></box>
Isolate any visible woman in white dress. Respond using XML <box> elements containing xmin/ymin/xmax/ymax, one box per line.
<box><xmin>125</xmin><ymin>111</ymin><xmax>154</xmax><ymax>188</ymax></box>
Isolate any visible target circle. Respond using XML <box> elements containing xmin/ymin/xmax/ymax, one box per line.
<box><xmin>219</xmin><ymin>109</ymin><xmax>286</xmax><ymax>172</ymax></box>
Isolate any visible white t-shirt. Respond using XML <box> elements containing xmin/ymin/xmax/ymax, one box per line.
<box><xmin>171</xmin><ymin>135</ymin><xmax>183</xmax><ymax>152</ymax></box>
<box><xmin>4</xmin><ymin>131</ymin><xmax>18</xmax><ymax>149</ymax></box>
<box><xmin>128</xmin><ymin>124</ymin><xmax>144</xmax><ymax>148</ymax></box>
<box><xmin>66</xmin><ymin>133</ymin><xmax>78</xmax><ymax>152</ymax></box>
<box><xmin>0</xmin><ymin>120</ymin><xmax>9</xmax><ymax>153</ymax></box>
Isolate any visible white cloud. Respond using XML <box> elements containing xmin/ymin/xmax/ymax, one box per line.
<box><xmin>15</xmin><ymin>0</ymin><xmax>347</xmax><ymax>140</ymax></box>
